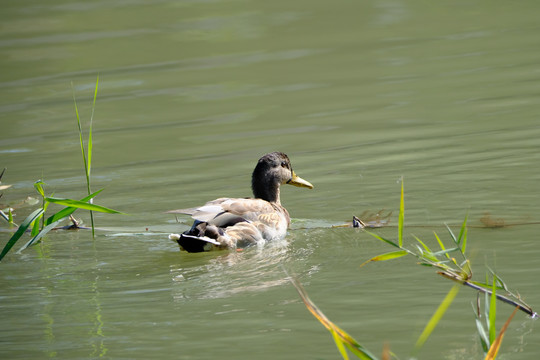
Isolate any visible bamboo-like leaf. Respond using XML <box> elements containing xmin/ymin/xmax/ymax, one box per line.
<box><xmin>30</xmin><ymin>213</ymin><xmax>42</xmax><ymax>236</ymax></box>
<box><xmin>44</xmin><ymin>189</ymin><xmax>104</xmax><ymax>226</ymax></box>
<box><xmin>364</xmin><ymin>230</ymin><xmax>400</xmax><ymax>249</ymax></box>
<box><xmin>18</xmin><ymin>218</ymin><xmax>65</xmax><ymax>253</ymax></box>
<box><xmin>461</xmin><ymin>225</ymin><xmax>468</xmax><ymax>254</ymax></box>
<box><xmin>488</xmin><ymin>277</ymin><xmax>497</xmax><ymax>344</ymax></box>
<box><xmin>34</xmin><ymin>180</ymin><xmax>46</xmax><ymax>197</ymax></box>
<box><xmin>0</xmin><ymin>208</ymin><xmax>44</xmax><ymax>262</ymax></box>
<box><xmin>457</xmin><ymin>212</ymin><xmax>468</xmax><ymax>245</ymax></box>
<box><xmin>413</xmin><ymin>235</ymin><xmax>432</xmax><ymax>253</ymax></box>
<box><xmin>445</xmin><ymin>223</ymin><xmax>457</xmax><ymax>244</ymax></box>
<box><xmin>360</xmin><ymin>250</ymin><xmax>408</xmax><ymax>267</ymax></box>
<box><xmin>45</xmin><ymin>197</ymin><xmax>124</xmax><ymax>214</ymax></box>
<box><xmin>469</xmin><ymin>280</ymin><xmax>505</xmax><ymax>292</ymax></box>
<box><xmin>432</xmin><ymin>247</ymin><xmax>459</xmax><ymax>257</ymax></box>
<box><xmin>332</xmin><ymin>329</ymin><xmax>350</xmax><ymax>360</ymax></box>
<box><xmin>398</xmin><ymin>179</ymin><xmax>404</xmax><ymax>247</ymax></box>
<box><xmin>433</xmin><ymin>232</ymin><xmax>451</xmax><ymax>259</ymax></box>
<box><xmin>485</xmin><ymin>306</ymin><xmax>518</xmax><ymax>360</ymax></box>
<box><xmin>88</xmin><ymin>75</ymin><xmax>98</xmax><ymax>177</ymax></box>
<box><xmin>475</xmin><ymin>318</ymin><xmax>490</xmax><ymax>353</ymax></box>
<box><xmin>287</xmin><ymin>273</ymin><xmax>378</xmax><ymax>360</ymax></box>
<box><xmin>414</xmin><ymin>285</ymin><xmax>460</xmax><ymax>351</ymax></box>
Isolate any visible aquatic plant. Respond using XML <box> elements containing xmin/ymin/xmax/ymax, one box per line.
<box><xmin>289</xmin><ymin>180</ymin><xmax>534</xmax><ymax>359</ymax></box>
<box><xmin>0</xmin><ymin>76</ymin><xmax>122</xmax><ymax>262</ymax></box>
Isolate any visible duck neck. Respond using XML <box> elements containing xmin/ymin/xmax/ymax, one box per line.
<box><xmin>252</xmin><ymin>176</ymin><xmax>281</xmax><ymax>204</ymax></box>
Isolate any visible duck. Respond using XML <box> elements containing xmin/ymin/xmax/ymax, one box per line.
<box><xmin>167</xmin><ymin>152</ymin><xmax>313</xmax><ymax>252</ymax></box>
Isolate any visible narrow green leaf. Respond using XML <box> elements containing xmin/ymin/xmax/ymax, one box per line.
<box><xmin>413</xmin><ymin>235</ymin><xmax>432</xmax><ymax>253</ymax></box>
<box><xmin>331</xmin><ymin>329</ymin><xmax>350</xmax><ymax>360</ymax></box>
<box><xmin>44</xmin><ymin>189</ymin><xmax>104</xmax><ymax>226</ymax></box>
<box><xmin>0</xmin><ymin>208</ymin><xmax>44</xmax><ymax>262</ymax></box>
<box><xmin>34</xmin><ymin>180</ymin><xmax>46</xmax><ymax>197</ymax></box>
<box><xmin>489</xmin><ymin>277</ymin><xmax>497</xmax><ymax>344</ymax></box>
<box><xmin>432</xmin><ymin>247</ymin><xmax>459</xmax><ymax>257</ymax></box>
<box><xmin>414</xmin><ymin>285</ymin><xmax>460</xmax><ymax>351</ymax></box>
<box><xmin>18</xmin><ymin>218</ymin><xmax>65</xmax><ymax>252</ymax></box>
<box><xmin>286</xmin><ymin>272</ymin><xmax>378</xmax><ymax>360</ymax></box>
<box><xmin>475</xmin><ymin>318</ymin><xmax>490</xmax><ymax>353</ymax></box>
<box><xmin>344</xmin><ymin>342</ymin><xmax>375</xmax><ymax>360</ymax></box>
<box><xmin>30</xmin><ymin>214</ymin><xmax>42</xmax><ymax>237</ymax></box>
<box><xmin>398</xmin><ymin>179</ymin><xmax>404</xmax><ymax>247</ymax></box>
<box><xmin>360</xmin><ymin>250</ymin><xmax>408</xmax><ymax>267</ymax></box>
<box><xmin>461</xmin><ymin>226</ymin><xmax>468</xmax><ymax>254</ymax></box>
<box><xmin>445</xmin><ymin>223</ymin><xmax>457</xmax><ymax>244</ymax></box>
<box><xmin>45</xmin><ymin>197</ymin><xmax>124</xmax><ymax>214</ymax></box>
<box><xmin>88</xmin><ymin>74</ymin><xmax>99</xmax><ymax>177</ymax></box>
<box><xmin>485</xmin><ymin>306</ymin><xmax>518</xmax><ymax>360</ymax></box>
<box><xmin>433</xmin><ymin>232</ymin><xmax>450</xmax><ymax>259</ymax></box>
<box><xmin>457</xmin><ymin>212</ymin><xmax>468</xmax><ymax>245</ymax></box>
<box><xmin>364</xmin><ymin>230</ymin><xmax>400</xmax><ymax>249</ymax></box>
<box><xmin>469</xmin><ymin>280</ymin><xmax>505</xmax><ymax>292</ymax></box>
<box><xmin>72</xmin><ymin>82</ymin><xmax>88</xmax><ymax>176</ymax></box>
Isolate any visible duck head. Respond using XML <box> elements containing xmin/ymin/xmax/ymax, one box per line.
<box><xmin>251</xmin><ymin>152</ymin><xmax>313</xmax><ymax>204</ymax></box>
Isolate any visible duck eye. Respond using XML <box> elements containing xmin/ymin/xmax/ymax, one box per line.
<box><xmin>280</xmin><ymin>161</ymin><xmax>287</xmax><ymax>168</ymax></box>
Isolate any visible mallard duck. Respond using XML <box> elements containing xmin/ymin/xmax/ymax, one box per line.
<box><xmin>167</xmin><ymin>152</ymin><xmax>313</xmax><ymax>252</ymax></box>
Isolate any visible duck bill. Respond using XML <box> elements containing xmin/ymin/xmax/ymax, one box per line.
<box><xmin>287</xmin><ymin>171</ymin><xmax>314</xmax><ymax>189</ymax></box>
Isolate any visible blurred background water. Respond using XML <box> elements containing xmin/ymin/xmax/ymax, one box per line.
<box><xmin>1</xmin><ymin>1</ymin><xmax>539</xmax><ymax>359</ymax></box>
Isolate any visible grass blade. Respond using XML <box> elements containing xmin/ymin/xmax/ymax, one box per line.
<box><xmin>414</xmin><ymin>285</ymin><xmax>460</xmax><ymax>352</ymax></box>
<box><xmin>18</xmin><ymin>189</ymin><xmax>107</xmax><ymax>252</ymax></box>
<box><xmin>360</xmin><ymin>250</ymin><xmax>408</xmax><ymax>267</ymax></box>
<box><xmin>485</xmin><ymin>306</ymin><xmax>519</xmax><ymax>360</ymax></box>
<box><xmin>0</xmin><ymin>208</ymin><xmax>44</xmax><ymax>262</ymax></box>
<box><xmin>45</xmin><ymin>197</ymin><xmax>124</xmax><ymax>214</ymax></box>
<box><xmin>489</xmin><ymin>277</ymin><xmax>497</xmax><ymax>344</ymax></box>
<box><xmin>398</xmin><ymin>179</ymin><xmax>404</xmax><ymax>247</ymax></box>
<box><xmin>18</xmin><ymin>218</ymin><xmax>65</xmax><ymax>252</ymax></box>
<box><xmin>287</xmin><ymin>273</ymin><xmax>378</xmax><ymax>360</ymax></box>
<box><xmin>461</xmin><ymin>226</ymin><xmax>468</xmax><ymax>254</ymax></box>
<box><xmin>88</xmin><ymin>75</ymin><xmax>98</xmax><ymax>178</ymax></box>
<box><xmin>413</xmin><ymin>235</ymin><xmax>432</xmax><ymax>253</ymax></box>
<box><xmin>475</xmin><ymin>318</ymin><xmax>490</xmax><ymax>353</ymax></box>
<box><xmin>44</xmin><ymin>189</ymin><xmax>104</xmax><ymax>226</ymax></box>
<box><xmin>457</xmin><ymin>212</ymin><xmax>468</xmax><ymax>245</ymax></box>
<box><xmin>433</xmin><ymin>231</ymin><xmax>450</xmax><ymax>259</ymax></box>
<box><xmin>332</xmin><ymin>329</ymin><xmax>350</xmax><ymax>360</ymax></box>
<box><xmin>364</xmin><ymin>230</ymin><xmax>400</xmax><ymax>249</ymax></box>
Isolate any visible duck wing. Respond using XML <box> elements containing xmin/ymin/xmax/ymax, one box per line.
<box><xmin>167</xmin><ymin>198</ymin><xmax>278</xmax><ymax>227</ymax></box>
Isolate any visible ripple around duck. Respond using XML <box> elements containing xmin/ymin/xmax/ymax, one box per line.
<box><xmin>168</xmin><ymin>232</ymin><xmax>322</xmax><ymax>301</ymax></box>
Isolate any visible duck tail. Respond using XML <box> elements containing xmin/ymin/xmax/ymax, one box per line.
<box><xmin>169</xmin><ymin>221</ymin><xmax>222</xmax><ymax>253</ymax></box>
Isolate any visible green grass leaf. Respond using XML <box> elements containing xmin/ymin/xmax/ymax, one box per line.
<box><xmin>433</xmin><ymin>231</ymin><xmax>451</xmax><ymax>259</ymax></box>
<box><xmin>88</xmin><ymin>74</ymin><xmax>98</xmax><ymax>177</ymax></box>
<box><xmin>475</xmin><ymin>317</ymin><xmax>490</xmax><ymax>353</ymax></box>
<box><xmin>44</xmin><ymin>189</ymin><xmax>104</xmax><ymax>226</ymax></box>
<box><xmin>0</xmin><ymin>208</ymin><xmax>44</xmax><ymax>262</ymax></box>
<box><xmin>45</xmin><ymin>197</ymin><xmax>124</xmax><ymax>214</ymax></box>
<box><xmin>364</xmin><ymin>230</ymin><xmax>400</xmax><ymax>249</ymax></box>
<box><xmin>287</xmin><ymin>273</ymin><xmax>378</xmax><ymax>360</ymax></box>
<box><xmin>398</xmin><ymin>179</ymin><xmax>404</xmax><ymax>247</ymax></box>
<box><xmin>18</xmin><ymin>218</ymin><xmax>65</xmax><ymax>253</ymax></box>
<box><xmin>34</xmin><ymin>180</ymin><xmax>46</xmax><ymax>197</ymax></box>
<box><xmin>332</xmin><ymin>329</ymin><xmax>350</xmax><ymax>360</ymax></box>
<box><xmin>414</xmin><ymin>285</ymin><xmax>460</xmax><ymax>352</ymax></box>
<box><xmin>485</xmin><ymin>306</ymin><xmax>518</xmax><ymax>360</ymax></box>
<box><xmin>413</xmin><ymin>235</ymin><xmax>432</xmax><ymax>253</ymax></box>
<box><xmin>489</xmin><ymin>277</ymin><xmax>497</xmax><ymax>344</ymax></box>
<box><xmin>360</xmin><ymin>250</ymin><xmax>408</xmax><ymax>267</ymax></box>
<box><xmin>457</xmin><ymin>212</ymin><xmax>468</xmax><ymax>244</ymax></box>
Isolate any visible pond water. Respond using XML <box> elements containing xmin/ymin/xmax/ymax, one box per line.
<box><xmin>1</xmin><ymin>0</ymin><xmax>539</xmax><ymax>359</ymax></box>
